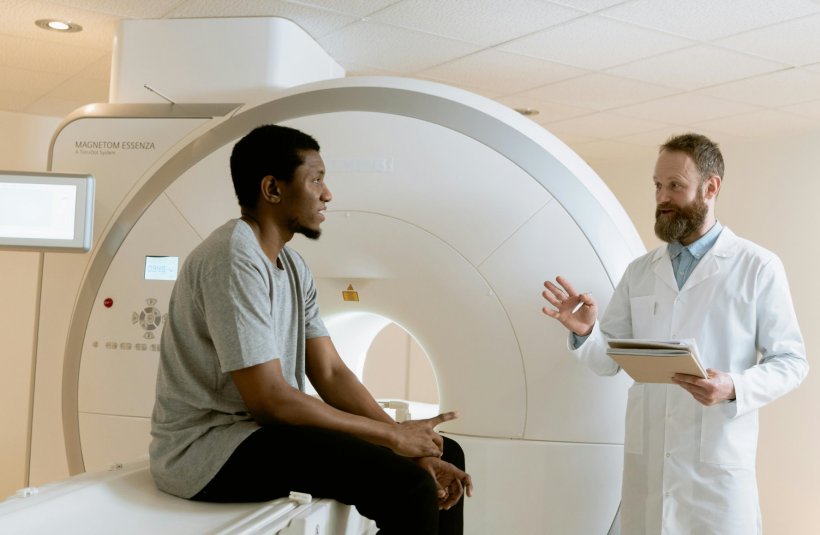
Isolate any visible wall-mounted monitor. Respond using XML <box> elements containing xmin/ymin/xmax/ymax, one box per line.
<box><xmin>0</xmin><ymin>170</ymin><xmax>95</xmax><ymax>252</ymax></box>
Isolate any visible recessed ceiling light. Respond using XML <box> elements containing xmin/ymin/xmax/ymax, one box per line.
<box><xmin>35</xmin><ymin>19</ymin><xmax>83</xmax><ymax>33</ymax></box>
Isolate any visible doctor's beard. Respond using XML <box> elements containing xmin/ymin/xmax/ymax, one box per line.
<box><xmin>654</xmin><ymin>189</ymin><xmax>708</xmax><ymax>243</ymax></box>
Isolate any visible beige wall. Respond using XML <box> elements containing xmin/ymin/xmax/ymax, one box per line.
<box><xmin>0</xmin><ymin>111</ymin><xmax>59</xmax><ymax>172</ymax></box>
<box><xmin>0</xmin><ymin>110</ymin><xmax>61</xmax><ymax>498</ymax></box>
<box><xmin>586</xmin><ymin>130</ymin><xmax>820</xmax><ymax>535</ymax></box>
<box><xmin>0</xmin><ymin>251</ymin><xmax>41</xmax><ymax>497</ymax></box>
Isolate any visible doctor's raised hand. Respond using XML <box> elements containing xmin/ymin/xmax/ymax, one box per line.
<box><xmin>541</xmin><ymin>275</ymin><xmax>598</xmax><ymax>336</ymax></box>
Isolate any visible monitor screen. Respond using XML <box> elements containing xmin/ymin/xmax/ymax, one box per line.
<box><xmin>144</xmin><ymin>256</ymin><xmax>179</xmax><ymax>281</ymax></box>
<box><xmin>0</xmin><ymin>170</ymin><xmax>95</xmax><ymax>252</ymax></box>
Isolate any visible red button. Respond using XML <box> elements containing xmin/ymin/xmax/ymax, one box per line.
<box><xmin>103</xmin><ymin>298</ymin><xmax>113</xmax><ymax>308</ymax></box>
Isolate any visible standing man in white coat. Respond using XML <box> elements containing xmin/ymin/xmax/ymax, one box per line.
<box><xmin>541</xmin><ymin>133</ymin><xmax>807</xmax><ymax>534</ymax></box>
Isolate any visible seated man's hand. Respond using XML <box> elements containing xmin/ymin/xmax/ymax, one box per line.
<box><xmin>415</xmin><ymin>457</ymin><xmax>473</xmax><ymax>510</ymax></box>
<box><xmin>393</xmin><ymin>412</ymin><xmax>457</xmax><ymax>458</ymax></box>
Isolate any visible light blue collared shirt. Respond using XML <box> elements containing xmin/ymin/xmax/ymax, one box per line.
<box><xmin>667</xmin><ymin>221</ymin><xmax>723</xmax><ymax>289</ymax></box>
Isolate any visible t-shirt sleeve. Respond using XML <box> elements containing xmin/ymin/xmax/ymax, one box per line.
<box><xmin>203</xmin><ymin>247</ymin><xmax>278</xmax><ymax>373</ymax></box>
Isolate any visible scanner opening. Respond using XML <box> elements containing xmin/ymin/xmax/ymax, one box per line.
<box><xmin>316</xmin><ymin>311</ymin><xmax>440</xmax><ymax>420</ymax></box>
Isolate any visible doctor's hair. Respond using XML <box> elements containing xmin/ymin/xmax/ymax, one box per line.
<box><xmin>230</xmin><ymin>124</ymin><xmax>321</xmax><ymax>208</ymax></box>
<box><xmin>660</xmin><ymin>133</ymin><xmax>724</xmax><ymax>183</ymax></box>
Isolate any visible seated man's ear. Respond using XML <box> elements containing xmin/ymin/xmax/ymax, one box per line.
<box><xmin>261</xmin><ymin>175</ymin><xmax>280</xmax><ymax>203</ymax></box>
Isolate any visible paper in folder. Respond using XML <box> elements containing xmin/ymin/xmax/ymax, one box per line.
<box><xmin>606</xmin><ymin>338</ymin><xmax>707</xmax><ymax>383</ymax></box>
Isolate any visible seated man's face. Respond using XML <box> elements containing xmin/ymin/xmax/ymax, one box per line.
<box><xmin>280</xmin><ymin>149</ymin><xmax>332</xmax><ymax>240</ymax></box>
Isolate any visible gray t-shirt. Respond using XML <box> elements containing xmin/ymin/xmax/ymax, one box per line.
<box><xmin>149</xmin><ymin>219</ymin><xmax>328</xmax><ymax>498</ymax></box>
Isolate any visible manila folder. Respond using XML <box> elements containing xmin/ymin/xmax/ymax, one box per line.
<box><xmin>606</xmin><ymin>339</ymin><xmax>707</xmax><ymax>384</ymax></box>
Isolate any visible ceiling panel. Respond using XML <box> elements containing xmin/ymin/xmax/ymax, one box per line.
<box><xmin>547</xmin><ymin>110</ymin><xmax>673</xmax><ymax>138</ymax></box>
<box><xmin>496</xmin><ymin>95</ymin><xmax>593</xmax><ymax>124</ymax></box>
<box><xmin>548</xmin><ymin>0</ymin><xmax>631</xmax><ymax>12</ymax></box>
<box><xmin>0</xmin><ymin>0</ymin><xmax>121</xmax><ymax>49</ymax></box>
<box><xmin>699</xmin><ymin>68</ymin><xmax>820</xmax><ymax>108</ymax></box>
<box><xmin>369</xmin><ymin>0</ymin><xmax>584</xmax><ymax>46</ymax></box>
<box><xmin>318</xmin><ymin>20</ymin><xmax>481</xmax><ymax>72</ymax></box>
<box><xmin>715</xmin><ymin>14</ymin><xmax>820</xmax><ymax>67</ymax></box>
<box><xmin>0</xmin><ymin>64</ymin><xmax>70</xmax><ymax>94</ymax></box>
<box><xmin>617</xmin><ymin>125</ymin><xmax>739</xmax><ymax>148</ymax></box>
<box><xmin>518</xmin><ymin>73</ymin><xmax>678</xmax><ymax>111</ymax></box>
<box><xmin>613</xmin><ymin>93</ymin><xmax>762</xmax><ymax>125</ymax></box>
<box><xmin>606</xmin><ymin>45</ymin><xmax>787</xmax><ymax>91</ymax></box>
<box><xmin>78</xmin><ymin>54</ymin><xmax>113</xmax><ymax>82</ymax></box>
<box><xmin>417</xmin><ymin>49</ymin><xmax>587</xmax><ymax>94</ymax></box>
<box><xmin>571</xmin><ymin>138</ymin><xmax>649</xmax><ymax>166</ymax></box>
<box><xmin>0</xmin><ymin>89</ymin><xmax>41</xmax><ymax>113</ymax></box>
<box><xmin>780</xmin><ymin>99</ymin><xmax>820</xmax><ymax>120</ymax></box>
<box><xmin>24</xmin><ymin>95</ymin><xmax>94</xmax><ymax>117</ymax></box>
<box><xmin>499</xmin><ymin>14</ymin><xmax>693</xmax><ymax>70</ymax></box>
<box><xmin>601</xmin><ymin>0</ymin><xmax>820</xmax><ymax>41</ymax></box>
<box><xmin>288</xmin><ymin>0</ymin><xmax>402</xmax><ymax>18</ymax></box>
<box><xmin>39</xmin><ymin>0</ymin><xmax>185</xmax><ymax>18</ymax></box>
<box><xmin>0</xmin><ymin>33</ymin><xmax>106</xmax><ymax>75</ymax></box>
<box><xmin>46</xmin><ymin>73</ymin><xmax>109</xmax><ymax>102</ymax></box>
<box><xmin>691</xmin><ymin>109</ymin><xmax>819</xmax><ymax>139</ymax></box>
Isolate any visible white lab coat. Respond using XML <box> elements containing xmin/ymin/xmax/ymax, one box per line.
<box><xmin>574</xmin><ymin>227</ymin><xmax>807</xmax><ymax>535</ymax></box>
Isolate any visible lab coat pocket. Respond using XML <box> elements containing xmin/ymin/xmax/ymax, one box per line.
<box><xmin>699</xmin><ymin>403</ymin><xmax>757</xmax><ymax>467</ymax></box>
<box><xmin>629</xmin><ymin>295</ymin><xmax>655</xmax><ymax>339</ymax></box>
<box><xmin>624</xmin><ymin>384</ymin><xmax>644</xmax><ymax>455</ymax></box>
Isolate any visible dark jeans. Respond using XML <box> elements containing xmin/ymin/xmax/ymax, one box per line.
<box><xmin>193</xmin><ymin>424</ymin><xmax>466</xmax><ymax>535</ymax></box>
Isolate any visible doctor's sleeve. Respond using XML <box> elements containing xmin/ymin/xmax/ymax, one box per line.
<box><xmin>571</xmin><ymin>263</ymin><xmax>637</xmax><ymax>376</ymax></box>
<box><xmin>730</xmin><ymin>256</ymin><xmax>808</xmax><ymax>417</ymax></box>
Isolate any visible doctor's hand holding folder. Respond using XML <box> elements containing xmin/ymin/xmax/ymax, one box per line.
<box><xmin>605</xmin><ymin>339</ymin><xmax>707</xmax><ymax>383</ymax></box>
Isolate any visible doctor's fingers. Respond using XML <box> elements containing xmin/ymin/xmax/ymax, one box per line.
<box><xmin>542</xmin><ymin>287</ymin><xmax>575</xmax><ymax>313</ymax></box>
<box><xmin>542</xmin><ymin>290</ymin><xmax>562</xmax><ymax>310</ymax></box>
<box><xmin>543</xmin><ymin>280</ymin><xmax>570</xmax><ymax>301</ymax></box>
<box><xmin>674</xmin><ymin>378</ymin><xmax>719</xmax><ymax>406</ymax></box>
<box><xmin>543</xmin><ymin>290</ymin><xmax>588</xmax><ymax>317</ymax></box>
<box><xmin>555</xmin><ymin>276</ymin><xmax>581</xmax><ymax>296</ymax></box>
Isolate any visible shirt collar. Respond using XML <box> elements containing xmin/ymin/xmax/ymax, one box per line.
<box><xmin>670</xmin><ymin>220</ymin><xmax>723</xmax><ymax>260</ymax></box>
<box><xmin>668</xmin><ymin>240</ymin><xmax>684</xmax><ymax>260</ymax></box>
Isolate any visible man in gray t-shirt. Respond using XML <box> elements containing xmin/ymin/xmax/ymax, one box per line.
<box><xmin>150</xmin><ymin>125</ymin><xmax>472</xmax><ymax>534</ymax></box>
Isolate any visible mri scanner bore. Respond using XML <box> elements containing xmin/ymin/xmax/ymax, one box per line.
<box><xmin>24</xmin><ymin>75</ymin><xmax>645</xmax><ymax>534</ymax></box>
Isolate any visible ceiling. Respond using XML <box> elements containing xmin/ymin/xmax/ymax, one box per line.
<box><xmin>5</xmin><ymin>0</ymin><xmax>820</xmax><ymax>164</ymax></box>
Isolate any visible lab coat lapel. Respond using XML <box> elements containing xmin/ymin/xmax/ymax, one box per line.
<box><xmin>681</xmin><ymin>255</ymin><xmax>719</xmax><ymax>290</ymax></box>
<box><xmin>652</xmin><ymin>245</ymin><xmax>679</xmax><ymax>293</ymax></box>
<box><xmin>681</xmin><ymin>227</ymin><xmax>738</xmax><ymax>292</ymax></box>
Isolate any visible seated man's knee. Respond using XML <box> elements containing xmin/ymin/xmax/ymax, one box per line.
<box><xmin>441</xmin><ymin>436</ymin><xmax>465</xmax><ymax>470</ymax></box>
<box><xmin>367</xmin><ymin>461</ymin><xmax>439</xmax><ymax>534</ymax></box>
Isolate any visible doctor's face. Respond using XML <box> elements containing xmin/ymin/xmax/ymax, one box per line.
<box><xmin>653</xmin><ymin>150</ymin><xmax>708</xmax><ymax>245</ymax></box>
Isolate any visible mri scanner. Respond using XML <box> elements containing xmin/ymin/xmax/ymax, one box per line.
<box><xmin>2</xmin><ymin>18</ymin><xmax>645</xmax><ymax>534</ymax></box>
